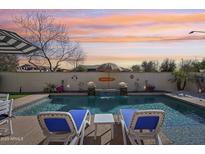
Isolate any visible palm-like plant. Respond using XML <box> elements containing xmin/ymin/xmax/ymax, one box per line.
<box><xmin>170</xmin><ymin>70</ymin><xmax>190</xmax><ymax>91</ymax></box>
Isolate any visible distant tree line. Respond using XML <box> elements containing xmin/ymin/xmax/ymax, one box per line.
<box><xmin>1</xmin><ymin>56</ymin><xmax>205</xmax><ymax>73</ymax></box>
<box><xmin>131</xmin><ymin>58</ymin><xmax>205</xmax><ymax>91</ymax></box>
<box><xmin>131</xmin><ymin>58</ymin><xmax>205</xmax><ymax>73</ymax></box>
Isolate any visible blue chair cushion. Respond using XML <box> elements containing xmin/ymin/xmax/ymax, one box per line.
<box><xmin>44</xmin><ymin>118</ymin><xmax>71</xmax><ymax>133</ymax></box>
<box><xmin>44</xmin><ymin>109</ymin><xmax>88</xmax><ymax>133</ymax></box>
<box><xmin>120</xmin><ymin>109</ymin><xmax>136</xmax><ymax>128</ymax></box>
<box><xmin>69</xmin><ymin>109</ymin><xmax>88</xmax><ymax>131</ymax></box>
<box><xmin>120</xmin><ymin>109</ymin><xmax>159</xmax><ymax>130</ymax></box>
<box><xmin>0</xmin><ymin>114</ymin><xmax>8</xmax><ymax>121</ymax></box>
<box><xmin>135</xmin><ymin>116</ymin><xmax>159</xmax><ymax>130</ymax></box>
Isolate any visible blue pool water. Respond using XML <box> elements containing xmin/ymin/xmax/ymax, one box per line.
<box><xmin>14</xmin><ymin>95</ymin><xmax>205</xmax><ymax>145</ymax></box>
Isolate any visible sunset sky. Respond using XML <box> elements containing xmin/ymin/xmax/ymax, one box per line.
<box><xmin>1</xmin><ymin>9</ymin><xmax>205</xmax><ymax>68</ymax></box>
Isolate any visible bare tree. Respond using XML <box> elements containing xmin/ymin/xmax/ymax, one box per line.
<box><xmin>69</xmin><ymin>43</ymin><xmax>86</xmax><ymax>69</ymax></box>
<box><xmin>13</xmin><ymin>11</ymin><xmax>84</xmax><ymax>72</ymax></box>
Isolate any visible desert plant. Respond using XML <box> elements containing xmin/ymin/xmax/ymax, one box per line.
<box><xmin>43</xmin><ymin>83</ymin><xmax>56</xmax><ymax>93</ymax></box>
<box><xmin>144</xmin><ymin>80</ymin><xmax>155</xmax><ymax>92</ymax></box>
<box><xmin>170</xmin><ymin>70</ymin><xmax>190</xmax><ymax>91</ymax></box>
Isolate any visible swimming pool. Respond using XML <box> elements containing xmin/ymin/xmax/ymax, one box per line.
<box><xmin>14</xmin><ymin>95</ymin><xmax>205</xmax><ymax>145</ymax></box>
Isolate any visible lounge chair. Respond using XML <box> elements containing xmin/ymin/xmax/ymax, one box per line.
<box><xmin>120</xmin><ymin>109</ymin><xmax>165</xmax><ymax>145</ymax></box>
<box><xmin>0</xmin><ymin>99</ymin><xmax>13</xmax><ymax>136</ymax></box>
<box><xmin>0</xmin><ymin>94</ymin><xmax>9</xmax><ymax>101</ymax></box>
<box><xmin>37</xmin><ymin>109</ymin><xmax>91</xmax><ymax>145</ymax></box>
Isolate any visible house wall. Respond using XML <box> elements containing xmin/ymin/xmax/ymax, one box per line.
<box><xmin>0</xmin><ymin>72</ymin><xmax>202</xmax><ymax>93</ymax></box>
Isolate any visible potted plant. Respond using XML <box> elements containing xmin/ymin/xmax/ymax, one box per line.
<box><xmin>119</xmin><ymin>82</ymin><xmax>128</xmax><ymax>95</ymax></box>
<box><xmin>87</xmin><ymin>81</ymin><xmax>96</xmax><ymax>96</ymax></box>
<box><xmin>170</xmin><ymin>70</ymin><xmax>190</xmax><ymax>91</ymax></box>
<box><xmin>144</xmin><ymin>80</ymin><xmax>155</xmax><ymax>92</ymax></box>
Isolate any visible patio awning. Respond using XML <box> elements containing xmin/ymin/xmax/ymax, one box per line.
<box><xmin>0</xmin><ymin>29</ymin><xmax>40</xmax><ymax>54</ymax></box>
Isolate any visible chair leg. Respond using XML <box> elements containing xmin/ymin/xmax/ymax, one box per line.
<box><xmin>8</xmin><ymin>118</ymin><xmax>13</xmax><ymax>135</ymax></box>
<box><xmin>64</xmin><ymin>135</ymin><xmax>74</xmax><ymax>145</ymax></box>
<box><xmin>79</xmin><ymin>123</ymin><xmax>86</xmax><ymax>145</ymax></box>
<box><xmin>120</xmin><ymin>120</ymin><xmax>127</xmax><ymax>145</ymax></box>
<box><xmin>79</xmin><ymin>132</ymin><xmax>84</xmax><ymax>145</ymax></box>
<box><xmin>87</xmin><ymin>112</ymin><xmax>91</xmax><ymax>126</ymax></box>
<box><xmin>79</xmin><ymin>115</ymin><xmax>91</xmax><ymax>145</ymax></box>
<box><xmin>155</xmin><ymin>135</ymin><xmax>162</xmax><ymax>145</ymax></box>
<box><xmin>43</xmin><ymin>138</ymin><xmax>50</xmax><ymax>145</ymax></box>
<box><xmin>128</xmin><ymin>135</ymin><xmax>142</xmax><ymax>145</ymax></box>
<box><xmin>69</xmin><ymin>136</ymin><xmax>79</xmax><ymax>145</ymax></box>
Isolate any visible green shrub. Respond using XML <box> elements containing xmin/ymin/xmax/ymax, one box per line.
<box><xmin>43</xmin><ymin>83</ymin><xmax>56</xmax><ymax>93</ymax></box>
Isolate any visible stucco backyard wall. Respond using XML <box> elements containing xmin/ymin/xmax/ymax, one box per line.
<box><xmin>0</xmin><ymin>72</ymin><xmax>201</xmax><ymax>93</ymax></box>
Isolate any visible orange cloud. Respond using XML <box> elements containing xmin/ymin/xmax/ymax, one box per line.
<box><xmin>70</xmin><ymin>35</ymin><xmax>205</xmax><ymax>43</ymax></box>
<box><xmin>55</xmin><ymin>13</ymin><xmax>205</xmax><ymax>42</ymax></box>
<box><xmin>2</xmin><ymin>10</ymin><xmax>205</xmax><ymax>43</ymax></box>
<box><xmin>57</xmin><ymin>13</ymin><xmax>205</xmax><ymax>27</ymax></box>
<box><xmin>87</xmin><ymin>54</ymin><xmax>205</xmax><ymax>61</ymax></box>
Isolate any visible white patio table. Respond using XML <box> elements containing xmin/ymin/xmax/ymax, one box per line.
<box><xmin>94</xmin><ymin>114</ymin><xmax>115</xmax><ymax>140</ymax></box>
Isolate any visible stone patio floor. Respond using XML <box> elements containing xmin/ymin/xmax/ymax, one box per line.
<box><xmin>0</xmin><ymin>116</ymin><xmax>172</xmax><ymax>145</ymax></box>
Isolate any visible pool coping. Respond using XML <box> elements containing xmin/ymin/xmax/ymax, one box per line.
<box><xmin>164</xmin><ymin>93</ymin><xmax>205</xmax><ymax>109</ymax></box>
<box><xmin>13</xmin><ymin>94</ymin><xmax>49</xmax><ymax>110</ymax></box>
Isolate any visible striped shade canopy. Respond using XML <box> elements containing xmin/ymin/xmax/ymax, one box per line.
<box><xmin>0</xmin><ymin>29</ymin><xmax>40</xmax><ymax>54</ymax></box>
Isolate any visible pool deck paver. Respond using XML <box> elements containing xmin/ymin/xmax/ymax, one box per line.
<box><xmin>13</xmin><ymin>94</ymin><xmax>49</xmax><ymax>110</ymax></box>
<box><xmin>165</xmin><ymin>93</ymin><xmax>205</xmax><ymax>108</ymax></box>
<box><xmin>0</xmin><ymin>116</ymin><xmax>44</xmax><ymax>145</ymax></box>
<box><xmin>0</xmin><ymin>116</ymin><xmax>172</xmax><ymax>145</ymax></box>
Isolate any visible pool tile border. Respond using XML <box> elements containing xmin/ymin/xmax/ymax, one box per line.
<box><xmin>13</xmin><ymin>94</ymin><xmax>49</xmax><ymax>110</ymax></box>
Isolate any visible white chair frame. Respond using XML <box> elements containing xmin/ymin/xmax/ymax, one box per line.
<box><xmin>120</xmin><ymin>110</ymin><xmax>165</xmax><ymax>145</ymax></box>
<box><xmin>0</xmin><ymin>94</ymin><xmax>9</xmax><ymax>101</ymax></box>
<box><xmin>37</xmin><ymin>110</ymin><xmax>91</xmax><ymax>145</ymax></box>
<box><xmin>0</xmin><ymin>99</ymin><xmax>13</xmax><ymax>136</ymax></box>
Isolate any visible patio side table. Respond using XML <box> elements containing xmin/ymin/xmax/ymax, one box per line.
<box><xmin>94</xmin><ymin>114</ymin><xmax>115</xmax><ymax>140</ymax></box>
